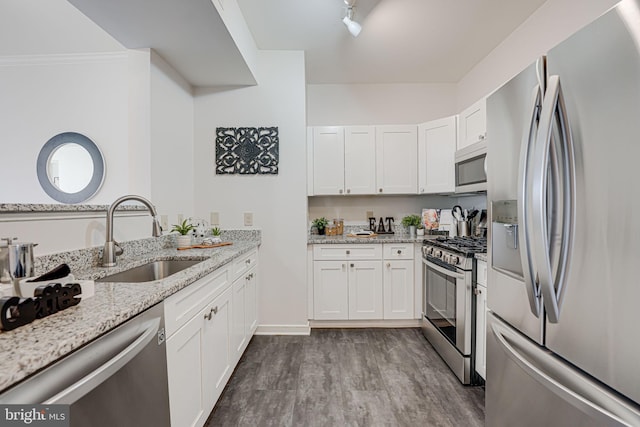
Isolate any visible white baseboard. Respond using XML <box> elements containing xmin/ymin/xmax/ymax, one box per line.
<box><xmin>254</xmin><ymin>323</ymin><xmax>311</xmax><ymax>335</ymax></box>
<box><xmin>309</xmin><ymin>319</ymin><xmax>422</xmax><ymax>328</ymax></box>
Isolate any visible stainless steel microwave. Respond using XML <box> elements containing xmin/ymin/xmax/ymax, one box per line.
<box><xmin>455</xmin><ymin>141</ymin><xmax>487</xmax><ymax>193</ymax></box>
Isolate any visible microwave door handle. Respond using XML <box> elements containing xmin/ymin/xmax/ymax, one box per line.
<box><xmin>531</xmin><ymin>75</ymin><xmax>576</xmax><ymax>324</ymax></box>
<box><xmin>518</xmin><ymin>84</ymin><xmax>543</xmax><ymax>318</ymax></box>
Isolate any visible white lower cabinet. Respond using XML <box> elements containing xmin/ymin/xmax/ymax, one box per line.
<box><xmin>313</xmin><ymin>260</ymin><xmax>349</xmax><ymax>320</ymax></box>
<box><xmin>383</xmin><ymin>260</ymin><xmax>414</xmax><ymax>319</ymax></box>
<box><xmin>165</xmin><ymin>249</ymin><xmax>259</xmax><ymax>427</ymax></box>
<box><xmin>475</xmin><ymin>260</ymin><xmax>488</xmax><ymax>380</ymax></box>
<box><xmin>312</xmin><ymin>244</ymin><xmax>416</xmax><ymax>321</ymax></box>
<box><xmin>382</xmin><ymin>243</ymin><xmax>414</xmax><ymax>320</ymax></box>
<box><xmin>166</xmin><ymin>286</ymin><xmax>232</xmax><ymax>427</ymax></box>
<box><xmin>348</xmin><ymin>261</ymin><xmax>383</xmax><ymax>320</ymax></box>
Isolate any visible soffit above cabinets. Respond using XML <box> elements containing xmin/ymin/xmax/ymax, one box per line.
<box><xmin>67</xmin><ymin>0</ymin><xmax>257</xmax><ymax>88</ymax></box>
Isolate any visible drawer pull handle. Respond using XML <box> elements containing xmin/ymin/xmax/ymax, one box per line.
<box><xmin>397</xmin><ymin>250</ymin><xmax>402</xmax><ymax>254</ymax></box>
<box><xmin>346</xmin><ymin>250</ymin><xmax>350</xmax><ymax>255</ymax></box>
<box><xmin>212</xmin><ymin>306</ymin><xmax>218</xmax><ymax>315</ymax></box>
<box><xmin>387</xmin><ymin>262</ymin><xmax>391</xmax><ymax>268</ymax></box>
<box><xmin>350</xmin><ymin>263</ymin><xmax>354</xmax><ymax>268</ymax></box>
<box><xmin>245</xmin><ymin>259</ymin><xmax>251</xmax><ymax>265</ymax></box>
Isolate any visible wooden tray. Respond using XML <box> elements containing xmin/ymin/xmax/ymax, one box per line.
<box><xmin>346</xmin><ymin>233</ymin><xmax>378</xmax><ymax>238</ymax></box>
<box><xmin>177</xmin><ymin>242</ymin><xmax>233</xmax><ymax>250</ymax></box>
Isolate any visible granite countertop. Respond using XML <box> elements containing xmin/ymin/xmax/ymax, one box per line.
<box><xmin>475</xmin><ymin>253</ymin><xmax>488</xmax><ymax>262</ymax></box>
<box><xmin>0</xmin><ymin>239</ymin><xmax>259</xmax><ymax>392</ymax></box>
<box><xmin>308</xmin><ymin>234</ymin><xmax>441</xmax><ymax>245</ymax></box>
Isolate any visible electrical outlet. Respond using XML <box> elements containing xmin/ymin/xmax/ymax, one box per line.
<box><xmin>210</xmin><ymin>212</ymin><xmax>219</xmax><ymax>226</ymax></box>
<box><xmin>177</xmin><ymin>213</ymin><xmax>184</xmax><ymax>223</ymax></box>
<box><xmin>160</xmin><ymin>215</ymin><xmax>169</xmax><ymax>231</ymax></box>
<box><xmin>244</xmin><ymin>212</ymin><xmax>253</xmax><ymax>226</ymax></box>
<box><xmin>366</xmin><ymin>210</ymin><xmax>374</xmax><ymax>219</ymax></box>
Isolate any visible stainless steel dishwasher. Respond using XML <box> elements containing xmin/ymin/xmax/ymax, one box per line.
<box><xmin>0</xmin><ymin>302</ymin><xmax>170</xmax><ymax>427</ymax></box>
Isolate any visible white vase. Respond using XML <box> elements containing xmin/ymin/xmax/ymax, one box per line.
<box><xmin>416</xmin><ymin>228</ymin><xmax>425</xmax><ymax>236</ymax></box>
<box><xmin>176</xmin><ymin>235</ymin><xmax>192</xmax><ymax>248</ymax></box>
<box><xmin>409</xmin><ymin>225</ymin><xmax>416</xmax><ymax>238</ymax></box>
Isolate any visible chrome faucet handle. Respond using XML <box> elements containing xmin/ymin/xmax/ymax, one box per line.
<box><xmin>114</xmin><ymin>241</ymin><xmax>124</xmax><ymax>256</ymax></box>
<box><xmin>1</xmin><ymin>237</ymin><xmax>17</xmax><ymax>246</ymax></box>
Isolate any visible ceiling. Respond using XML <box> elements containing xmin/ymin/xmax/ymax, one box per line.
<box><xmin>237</xmin><ymin>0</ymin><xmax>548</xmax><ymax>84</ymax></box>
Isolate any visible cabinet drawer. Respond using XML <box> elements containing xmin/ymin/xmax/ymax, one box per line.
<box><xmin>232</xmin><ymin>249</ymin><xmax>258</xmax><ymax>280</ymax></box>
<box><xmin>164</xmin><ymin>267</ymin><xmax>230</xmax><ymax>338</ymax></box>
<box><xmin>383</xmin><ymin>243</ymin><xmax>414</xmax><ymax>260</ymax></box>
<box><xmin>476</xmin><ymin>260</ymin><xmax>487</xmax><ymax>286</ymax></box>
<box><xmin>313</xmin><ymin>245</ymin><xmax>382</xmax><ymax>261</ymax></box>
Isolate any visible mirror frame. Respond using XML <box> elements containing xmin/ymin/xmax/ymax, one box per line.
<box><xmin>36</xmin><ymin>132</ymin><xmax>105</xmax><ymax>204</ymax></box>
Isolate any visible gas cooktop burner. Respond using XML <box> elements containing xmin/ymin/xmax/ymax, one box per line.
<box><xmin>422</xmin><ymin>237</ymin><xmax>487</xmax><ymax>265</ymax></box>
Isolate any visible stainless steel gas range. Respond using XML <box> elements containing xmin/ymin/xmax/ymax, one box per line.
<box><xmin>421</xmin><ymin>236</ymin><xmax>486</xmax><ymax>385</ymax></box>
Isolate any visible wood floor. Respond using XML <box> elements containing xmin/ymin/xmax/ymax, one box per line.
<box><xmin>205</xmin><ymin>328</ymin><xmax>485</xmax><ymax>427</ymax></box>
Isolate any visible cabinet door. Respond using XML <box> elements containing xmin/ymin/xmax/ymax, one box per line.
<box><xmin>166</xmin><ymin>308</ymin><xmax>207</xmax><ymax>427</ymax></box>
<box><xmin>418</xmin><ymin>116</ymin><xmax>456</xmax><ymax>194</ymax></box>
<box><xmin>231</xmin><ymin>276</ymin><xmax>246</xmax><ymax>363</ymax></box>
<box><xmin>344</xmin><ymin>126</ymin><xmax>376</xmax><ymax>195</ymax></box>
<box><xmin>383</xmin><ymin>260</ymin><xmax>414</xmax><ymax>319</ymax></box>
<box><xmin>348</xmin><ymin>260</ymin><xmax>383</xmax><ymax>320</ymax></box>
<box><xmin>245</xmin><ymin>267</ymin><xmax>258</xmax><ymax>336</ymax></box>
<box><xmin>475</xmin><ymin>283</ymin><xmax>487</xmax><ymax>380</ymax></box>
<box><xmin>312</xmin><ymin>126</ymin><xmax>345</xmax><ymax>195</ymax></box>
<box><xmin>375</xmin><ymin>125</ymin><xmax>418</xmax><ymax>194</ymax></box>
<box><xmin>202</xmin><ymin>286</ymin><xmax>233</xmax><ymax>410</ymax></box>
<box><xmin>458</xmin><ymin>98</ymin><xmax>487</xmax><ymax>150</ymax></box>
<box><xmin>313</xmin><ymin>261</ymin><xmax>349</xmax><ymax>320</ymax></box>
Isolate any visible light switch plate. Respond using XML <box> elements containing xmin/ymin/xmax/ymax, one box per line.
<box><xmin>160</xmin><ymin>215</ymin><xmax>169</xmax><ymax>231</ymax></box>
<box><xmin>177</xmin><ymin>213</ymin><xmax>184</xmax><ymax>223</ymax></box>
<box><xmin>244</xmin><ymin>212</ymin><xmax>253</xmax><ymax>226</ymax></box>
<box><xmin>366</xmin><ymin>210</ymin><xmax>374</xmax><ymax>219</ymax></box>
<box><xmin>210</xmin><ymin>212</ymin><xmax>219</xmax><ymax>226</ymax></box>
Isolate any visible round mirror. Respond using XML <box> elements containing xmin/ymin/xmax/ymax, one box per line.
<box><xmin>37</xmin><ymin>132</ymin><xmax>105</xmax><ymax>204</ymax></box>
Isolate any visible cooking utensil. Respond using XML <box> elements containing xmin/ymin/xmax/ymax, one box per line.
<box><xmin>452</xmin><ymin>205</ymin><xmax>463</xmax><ymax>221</ymax></box>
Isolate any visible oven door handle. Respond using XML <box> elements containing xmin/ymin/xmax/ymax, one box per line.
<box><xmin>424</xmin><ymin>259</ymin><xmax>465</xmax><ymax>281</ymax></box>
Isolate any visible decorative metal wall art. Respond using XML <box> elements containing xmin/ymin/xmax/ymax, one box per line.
<box><xmin>215</xmin><ymin>127</ymin><xmax>279</xmax><ymax>175</ymax></box>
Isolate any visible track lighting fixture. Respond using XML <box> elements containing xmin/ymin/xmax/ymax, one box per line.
<box><xmin>343</xmin><ymin>1</ymin><xmax>362</xmax><ymax>37</ymax></box>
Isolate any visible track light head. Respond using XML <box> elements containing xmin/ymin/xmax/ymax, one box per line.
<box><xmin>343</xmin><ymin>6</ymin><xmax>362</xmax><ymax>37</ymax></box>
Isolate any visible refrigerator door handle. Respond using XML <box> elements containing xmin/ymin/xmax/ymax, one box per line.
<box><xmin>531</xmin><ymin>75</ymin><xmax>576</xmax><ymax>323</ymax></box>
<box><xmin>490</xmin><ymin>317</ymin><xmax>640</xmax><ymax>426</ymax></box>
<box><xmin>517</xmin><ymin>84</ymin><xmax>543</xmax><ymax>318</ymax></box>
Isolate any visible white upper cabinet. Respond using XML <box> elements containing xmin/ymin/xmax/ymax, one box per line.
<box><xmin>457</xmin><ymin>98</ymin><xmax>487</xmax><ymax>151</ymax></box>
<box><xmin>312</xmin><ymin>127</ymin><xmax>345</xmax><ymax>195</ymax></box>
<box><xmin>344</xmin><ymin>126</ymin><xmax>376</xmax><ymax>195</ymax></box>
<box><xmin>418</xmin><ymin>116</ymin><xmax>457</xmax><ymax>194</ymax></box>
<box><xmin>375</xmin><ymin>125</ymin><xmax>418</xmax><ymax>194</ymax></box>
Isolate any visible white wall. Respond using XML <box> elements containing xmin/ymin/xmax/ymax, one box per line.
<box><xmin>308</xmin><ymin>195</ymin><xmax>453</xmax><ymax>225</ymax></box>
<box><xmin>307</xmin><ymin>83</ymin><xmax>457</xmax><ymax>126</ymax></box>
<box><xmin>194</xmin><ymin>50</ymin><xmax>307</xmax><ymax>330</ymax></box>
<box><xmin>0</xmin><ymin>52</ymin><xmax>151</xmax><ymax>204</ymax></box>
<box><xmin>457</xmin><ymin>0</ymin><xmax>620</xmax><ymax>109</ymax></box>
<box><xmin>150</xmin><ymin>51</ymin><xmax>195</xmax><ymax>226</ymax></box>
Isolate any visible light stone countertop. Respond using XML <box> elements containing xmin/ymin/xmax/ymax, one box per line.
<box><xmin>308</xmin><ymin>234</ymin><xmax>442</xmax><ymax>245</ymax></box>
<box><xmin>0</xmin><ymin>239</ymin><xmax>259</xmax><ymax>393</ymax></box>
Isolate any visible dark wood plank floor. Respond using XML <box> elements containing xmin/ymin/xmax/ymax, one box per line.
<box><xmin>206</xmin><ymin>328</ymin><xmax>484</xmax><ymax>427</ymax></box>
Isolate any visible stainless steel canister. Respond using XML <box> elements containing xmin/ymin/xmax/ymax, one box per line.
<box><xmin>0</xmin><ymin>238</ymin><xmax>38</xmax><ymax>289</ymax></box>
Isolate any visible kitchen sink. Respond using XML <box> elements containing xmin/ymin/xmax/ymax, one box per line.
<box><xmin>96</xmin><ymin>259</ymin><xmax>205</xmax><ymax>283</ymax></box>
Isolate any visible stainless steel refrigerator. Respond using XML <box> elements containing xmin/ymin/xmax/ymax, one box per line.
<box><xmin>486</xmin><ymin>1</ymin><xmax>640</xmax><ymax>425</ymax></box>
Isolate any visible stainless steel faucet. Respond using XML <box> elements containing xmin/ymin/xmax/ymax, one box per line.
<box><xmin>103</xmin><ymin>195</ymin><xmax>162</xmax><ymax>267</ymax></box>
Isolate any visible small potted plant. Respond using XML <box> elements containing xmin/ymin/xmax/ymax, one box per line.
<box><xmin>171</xmin><ymin>219</ymin><xmax>194</xmax><ymax>248</ymax></box>
<box><xmin>416</xmin><ymin>223</ymin><xmax>425</xmax><ymax>236</ymax></box>
<box><xmin>210</xmin><ymin>227</ymin><xmax>222</xmax><ymax>243</ymax></box>
<box><xmin>401</xmin><ymin>214</ymin><xmax>422</xmax><ymax>238</ymax></box>
<box><xmin>312</xmin><ymin>217</ymin><xmax>329</xmax><ymax>235</ymax></box>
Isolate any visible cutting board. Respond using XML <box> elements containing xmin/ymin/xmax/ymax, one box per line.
<box><xmin>177</xmin><ymin>242</ymin><xmax>233</xmax><ymax>250</ymax></box>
